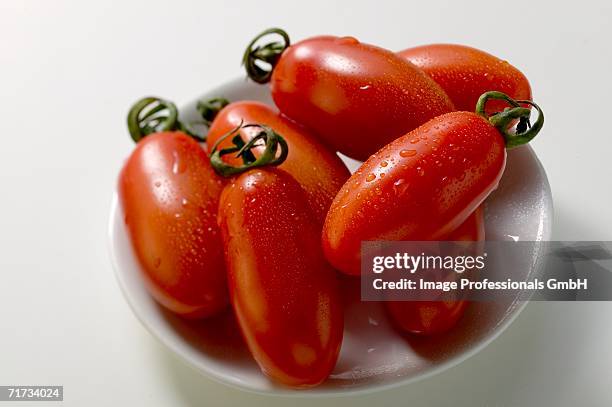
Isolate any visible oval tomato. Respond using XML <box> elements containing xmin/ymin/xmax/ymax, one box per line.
<box><xmin>119</xmin><ymin>131</ymin><xmax>227</xmax><ymax>318</ymax></box>
<box><xmin>206</xmin><ymin>100</ymin><xmax>350</xmax><ymax>222</ymax></box>
<box><xmin>323</xmin><ymin>112</ymin><xmax>504</xmax><ymax>275</ymax></box>
<box><xmin>218</xmin><ymin>168</ymin><xmax>343</xmax><ymax>387</ymax></box>
<box><xmin>244</xmin><ymin>29</ymin><xmax>455</xmax><ymax>161</ymax></box>
<box><xmin>322</xmin><ymin>91</ymin><xmax>543</xmax><ymax>276</ymax></box>
<box><xmin>398</xmin><ymin>44</ymin><xmax>531</xmax><ymax>115</ymax></box>
<box><xmin>385</xmin><ymin>206</ymin><xmax>484</xmax><ymax>335</ymax></box>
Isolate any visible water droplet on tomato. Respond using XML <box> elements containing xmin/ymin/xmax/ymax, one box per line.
<box><xmin>399</xmin><ymin>149</ymin><xmax>417</xmax><ymax>158</ymax></box>
<box><xmin>393</xmin><ymin>179</ymin><xmax>409</xmax><ymax>197</ymax></box>
<box><xmin>171</xmin><ymin>151</ymin><xmax>186</xmax><ymax>174</ymax></box>
<box><xmin>380</xmin><ymin>161</ymin><xmax>388</xmax><ymax>167</ymax></box>
<box><xmin>366</xmin><ymin>173</ymin><xmax>376</xmax><ymax>182</ymax></box>
<box><xmin>337</xmin><ymin>36</ymin><xmax>359</xmax><ymax>45</ymax></box>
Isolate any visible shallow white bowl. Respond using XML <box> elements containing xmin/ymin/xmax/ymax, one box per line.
<box><xmin>108</xmin><ymin>78</ymin><xmax>553</xmax><ymax>396</ymax></box>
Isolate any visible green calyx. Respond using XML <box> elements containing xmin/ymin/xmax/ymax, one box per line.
<box><xmin>197</xmin><ymin>97</ymin><xmax>230</xmax><ymax>127</ymax></box>
<box><xmin>475</xmin><ymin>91</ymin><xmax>544</xmax><ymax>149</ymax></box>
<box><xmin>209</xmin><ymin>122</ymin><xmax>289</xmax><ymax>177</ymax></box>
<box><xmin>126</xmin><ymin>97</ymin><xmax>205</xmax><ymax>143</ymax></box>
<box><xmin>242</xmin><ymin>28</ymin><xmax>290</xmax><ymax>84</ymax></box>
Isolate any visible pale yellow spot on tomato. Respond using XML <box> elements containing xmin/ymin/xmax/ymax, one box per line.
<box><xmin>292</xmin><ymin>343</ymin><xmax>317</xmax><ymax>367</ymax></box>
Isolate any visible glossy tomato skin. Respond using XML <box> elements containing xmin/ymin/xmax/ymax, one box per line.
<box><xmin>385</xmin><ymin>206</ymin><xmax>484</xmax><ymax>335</ymax></box>
<box><xmin>270</xmin><ymin>36</ymin><xmax>455</xmax><ymax>161</ymax></box>
<box><xmin>207</xmin><ymin>101</ymin><xmax>350</xmax><ymax>222</ymax></box>
<box><xmin>398</xmin><ymin>44</ymin><xmax>531</xmax><ymax>115</ymax></box>
<box><xmin>119</xmin><ymin>132</ymin><xmax>227</xmax><ymax>318</ymax></box>
<box><xmin>218</xmin><ymin>168</ymin><xmax>343</xmax><ymax>387</ymax></box>
<box><xmin>322</xmin><ymin>112</ymin><xmax>506</xmax><ymax>275</ymax></box>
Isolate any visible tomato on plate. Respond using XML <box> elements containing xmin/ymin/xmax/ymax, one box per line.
<box><xmin>385</xmin><ymin>206</ymin><xmax>484</xmax><ymax>335</ymax></box>
<box><xmin>398</xmin><ymin>44</ymin><xmax>531</xmax><ymax>115</ymax></box>
<box><xmin>119</xmin><ymin>98</ymin><xmax>227</xmax><ymax>318</ymax></box>
<box><xmin>206</xmin><ymin>100</ymin><xmax>350</xmax><ymax>222</ymax></box>
<box><xmin>217</xmin><ymin>165</ymin><xmax>343</xmax><ymax>387</ymax></box>
<box><xmin>322</xmin><ymin>91</ymin><xmax>543</xmax><ymax>275</ymax></box>
<box><xmin>243</xmin><ymin>28</ymin><xmax>455</xmax><ymax>161</ymax></box>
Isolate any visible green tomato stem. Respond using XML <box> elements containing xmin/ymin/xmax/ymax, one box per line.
<box><xmin>209</xmin><ymin>122</ymin><xmax>289</xmax><ymax>177</ymax></box>
<box><xmin>242</xmin><ymin>28</ymin><xmax>290</xmax><ymax>84</ymax></box>
<box><xmin>475</xmin><ymin>91</ymin><xmax>544</xmax><ymax>149</ymax></box>
<box><xmin>127</xmin><ymin>97</ymin><xmax>207</xmax><ymax>143</ymax></box>
<box><xmin>197</xmin><ymin>97</ymin><xmax>230</xmax><ymax>127</ymax></box>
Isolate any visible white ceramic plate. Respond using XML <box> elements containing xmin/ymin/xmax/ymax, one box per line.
<box><xmin>108</xmin><ymin>78</ymin><xmax>553</xmax><ymax>396</ymax></box>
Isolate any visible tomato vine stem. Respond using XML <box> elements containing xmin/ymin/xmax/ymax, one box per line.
<box><xmin>243</xmin><ymin>28</ymin><xmax>290</xmax><ymax>84</ymax></box>
<box><xmin>197</xmin><ymin>97</ymin><xmax>230</xmax><ymax>127</ymax></box>
<box><xmin>475</xmin><ymin>91</ymin><xmax>544</xmax><ymax>148</ymax></box>
<box><xmin>127</xmin><ymin>97</ymin><xmax>206</xmax><ymax>143</ymax></box>
<box><xmin>209</xmin><ymin>123</ymin><xmax>289</xmax><ymax>176</ymax></box>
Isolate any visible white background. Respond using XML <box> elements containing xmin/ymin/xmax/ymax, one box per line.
<box><xmin>1</xmin><ymin>0</ymin><xmax>611</xmax><ymax>405</ymax></box>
